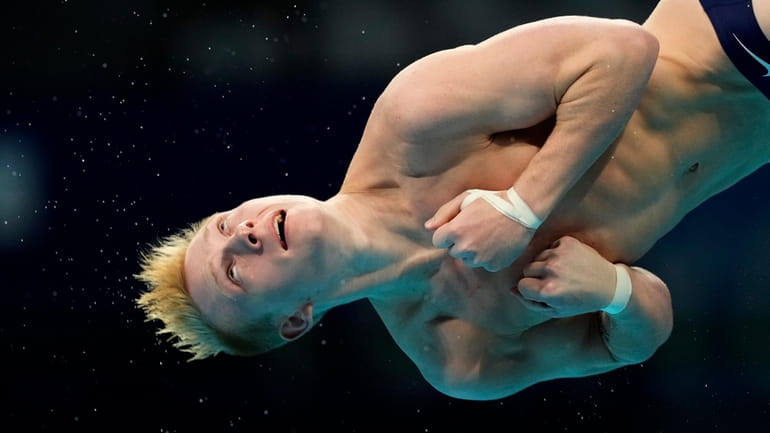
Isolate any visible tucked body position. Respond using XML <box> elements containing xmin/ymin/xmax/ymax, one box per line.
<box><xmin>136</xmin><ymin>0</ymin><xmax>770</xmax><ymax>400</ymax></box>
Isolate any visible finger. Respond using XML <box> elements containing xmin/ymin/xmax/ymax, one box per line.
<box><xmin>533</xmin><ymin>247</ymin><xmax>555</xmax><ymax>262</ymax></box>
<box><xmin>518</xmin><ymin>299</ymin><xmax>554</xmax><ymax>313</ymax></box>
<box><xmin>464</xmin><ymin>258</ymin><xmax>485</xmax><ymax>269</ymax></box>
<box><xmin>521</xmin><ymin>261</ymin><xmax>547</xmax><ymax>278</ymax></box>
<box><xmin>511</xmin><ymin>286</ymin><xmax>553</xmax><ymax>312</ymax></box>
<box><xmin>424</xmin><ymin>192</ymin><xmax>469</xmax><ymax>230</ymax></box>
<box><xmin>516</xmin><ymin>277</ymin><xmax>547</xmax><ymax>302</ymax></box>
<box><xmin>449</xmin><ymin>247</ymin><xmax>475</xmax><ymax>262</ymax></box>
<box><xmin>553</xmin><ymin>235</ymin><xmax>578</xmax><ymax>249</ymax></box>
<box><xmin>431</xmin><ymin>225</ymin><xmax>456</xmax><ymax>249</ymax></box>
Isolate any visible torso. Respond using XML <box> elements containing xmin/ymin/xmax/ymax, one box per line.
<box><xmin>340</xmin><ymin>0</ymin><xmax>770</xmax><ymax>379</ymax></box>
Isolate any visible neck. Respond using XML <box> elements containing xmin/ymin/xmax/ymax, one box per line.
<box><xmin>316</xmin><ymin>190</ymin><xmax>445</xmax><ymax>309</ymax></box>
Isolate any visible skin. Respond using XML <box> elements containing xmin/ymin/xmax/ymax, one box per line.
<box><xmin>184</xmin><ymin>195</ymin><xmax>336</xmax><ymax>337</ymax></box>
<box><xmin>184</xmin><ymin>0</ymin><xmax>770</xmax><ymax>399</ymax></box>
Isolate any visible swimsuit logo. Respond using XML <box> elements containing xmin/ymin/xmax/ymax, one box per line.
<box><xmin>733</xmin><ymin>33</ymin><xmax>770</xmax><ymax>77</ymax></box>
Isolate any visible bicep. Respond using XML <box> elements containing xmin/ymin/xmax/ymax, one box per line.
<box><xmin>379</xmin><ymin>16</ymin><xmax>656</xmax><ymax>144</ymax></box>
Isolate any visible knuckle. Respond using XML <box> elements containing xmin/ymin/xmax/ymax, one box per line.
<box><xmin>543</xmin><ymin>257</ymin><xmax>561</xmax><ymax>273</ymax></box>
<box><xmin>551</xmin><ymin>237</ymin><xmax>567</xmax><ymax>251</ymax></box>
<box><xmin>451</xmin><ymin>239</ymin><xmax>468</xmax><ymax>252</ymax></box>
<box><xmin>541</xmin><ymin>279</ymin><xmax>560</xmax><ymax>295</ymax></box>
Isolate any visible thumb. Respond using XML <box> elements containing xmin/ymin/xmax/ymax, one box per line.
<box><xmin>425</xmin><ymin>192</ymin><xmax>469</xmax><ymax>230</ymax></box>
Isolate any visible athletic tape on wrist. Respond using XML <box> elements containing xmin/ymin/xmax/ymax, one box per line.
<box><xmin>602</xmin><ymin>264</ymin><xmax>633</xmax><ymax>315</ymax></box>
<box><xmin>460</xmin><ymin>187</ymin><xmax>542</xmax><ymax>230</ymax></box>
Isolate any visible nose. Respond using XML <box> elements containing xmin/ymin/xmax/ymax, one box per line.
<box><xmin>232</xmin><ymin>220</ymin><xmax>262</xmax><ymax>250</ymax></box>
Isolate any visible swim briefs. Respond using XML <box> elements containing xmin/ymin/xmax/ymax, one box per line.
<box><xmin>700</xmin><ymin>0</ymin><xmax>770</xmax><ymax>99</ymax></box>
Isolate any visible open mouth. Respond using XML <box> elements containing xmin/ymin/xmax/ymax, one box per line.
<box><xmin>274</xmin><ymin>210</ymin><xmax>288</xmax><ymax>250</ymax></box>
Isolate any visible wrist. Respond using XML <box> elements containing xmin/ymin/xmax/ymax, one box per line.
<box><xmin>601</xmin><ymin>264</ymin><xmax>633</xmax><ymax>315</ymax></box>
<box><xmin>509</xmin><ymin>180</ymin><xmax>554</xmax><ymax>221</ymax></box>
<box><xmin>504</xmin><ymin>187</ymin><xmax>543</xmax><ymax>229</ymax></box>
<box><xmin>461</xmin><ymin>188</ymin><xmax>542</xmax><ymax>230</ymax></box>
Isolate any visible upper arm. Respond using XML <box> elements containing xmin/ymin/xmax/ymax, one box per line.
<box><xmin>378</xmin><ymin>16</ymin><xmax>659</xmax><ymax>145</ymax></box>
<box><xmin>405</xmin><ymin>314</ymin><xmax>624</xmax><ymax>401</ymax></box>
<box><xmin>522</xmin><ymin>314</ymin><xmax>628</xmax><ymax>380</ymax></box>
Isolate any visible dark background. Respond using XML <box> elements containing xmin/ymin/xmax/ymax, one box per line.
<box><xmin>3</xmin><ymin>0</ymin><xmax>770</xmax><ymax>431</ymax></box>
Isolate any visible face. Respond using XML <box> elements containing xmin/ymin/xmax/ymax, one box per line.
<box><xmin>184</xmin><ymin>195</ymin><xmax>331</xmax><ymax>335</ymax></box>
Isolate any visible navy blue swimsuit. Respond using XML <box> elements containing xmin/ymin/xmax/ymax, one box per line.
<box><xmin>700</xmin><ymin>0</ymin><xmax>770</xmax><ymax>99</ymax></box>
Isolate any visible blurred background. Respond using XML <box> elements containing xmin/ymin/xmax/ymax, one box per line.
<box><xmin>3</xmin><ymin>0</ymin><xmax>770</xmax><ymax>431</ymax></box>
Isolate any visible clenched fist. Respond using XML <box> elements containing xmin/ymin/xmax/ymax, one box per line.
<box><xmin>514</xmin><ymin>236</ymin><xmax>618</xmax><ymax>317</ymax></box>
<box><xmin>425</xmin><ymin>189</ymin><xmax>537</xmax><ymax>272</ymax></box>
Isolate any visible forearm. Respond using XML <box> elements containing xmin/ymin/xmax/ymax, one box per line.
<box><xmin>600</xmin><ymin>265</ymin><xmax>673</xmax><ymax>364</ymax></box>
<box><xmin>513</xmin><ymin>23</ymin><xmax>659</xmax><ymax>219</ymax></box>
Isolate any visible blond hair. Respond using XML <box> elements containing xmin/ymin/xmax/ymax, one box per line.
<box><xmin>136</xmin><ymin>216</ymin><xmax>283</xmax><ymax>359</ymax></box>
<box><xmin>135</xmin><ymin>215</ymin><xmax>319</xmax><ymax>361</ymax></box>
<box><xmin>134</xmin><ymin>216</ymin><xmax>228</xmax><ymax>360</ymax></box>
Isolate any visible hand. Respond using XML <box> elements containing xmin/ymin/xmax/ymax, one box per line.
<box><xmin>515</xmin><ymin>236</ymin><xmax>617</xmax><ymax>317</ymax></box>
<box><xmin>425</xmin><ymin>190</ymin><xmax>535</xmax><ymax>272</ymax></box>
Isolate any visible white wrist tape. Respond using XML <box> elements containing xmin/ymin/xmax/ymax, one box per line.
<box><xmin>460</xmin><ymin>187</ymin><xmax>543</xmax><ymax>230</ymax></box>
<box><xmin>602</xmin><ymin>264</ymin><xmax>633</xmax><ymax>315</ymax></box>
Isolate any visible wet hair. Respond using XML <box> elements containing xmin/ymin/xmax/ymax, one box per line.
<box><xmin>134</xmin><ymin>215</ymin><xmax>286</xmax><ymax>360</ymax></box>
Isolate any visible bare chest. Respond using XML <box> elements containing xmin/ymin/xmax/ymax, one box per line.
<box><xmin>372</xmin><ymin>251</ymin><xmax>548</xmax><ymax>350</ymax></box>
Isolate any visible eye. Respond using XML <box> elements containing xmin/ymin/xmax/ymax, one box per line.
<box><xmin>218</xmin><ymin>216</ymin><xmax>228</xmax><ymax>234</ymax></box>
<box><xmin>227</xmin><ymin>263</ymin><xmax>239</xmax><ymax>284</ymax></box>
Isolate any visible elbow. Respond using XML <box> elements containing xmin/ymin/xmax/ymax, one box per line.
<box><xmin>629</xmin><ymin>25</ymin><xmax>660</xmax><ymax>76</ymax></box>
<box><xmin>609</xmin><ymin>20</ymin><xmax>660</xmax><ymax>76</ymax></box>
<box><xmin>642</xmin><ymin>267</ymin><xmax>674</xmax><ymax>350</ymax></box>
<box><xmin>655</xmin><ymin>278</ymin><xmax>674</xmax><ymax>350</ymax></box>
<box><xmin>605</xmin><ymin>268</ymin><xmax>673</xmax><ymax>365</ymax></box>
<box><xmin>622</xmin><ymin>286</ymin><xmax>674</xmax><ymax>364</ymax></box>
<box><xmin>586</xmin><ymin>19</ymin><xmax>659</xmax><ymax>88</ymax></box>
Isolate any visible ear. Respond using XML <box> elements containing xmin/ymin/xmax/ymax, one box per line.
<box><xmin>278</xmin><ymin>303</ymin><xmax>314</xmax><ymax>341</ymax></box>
